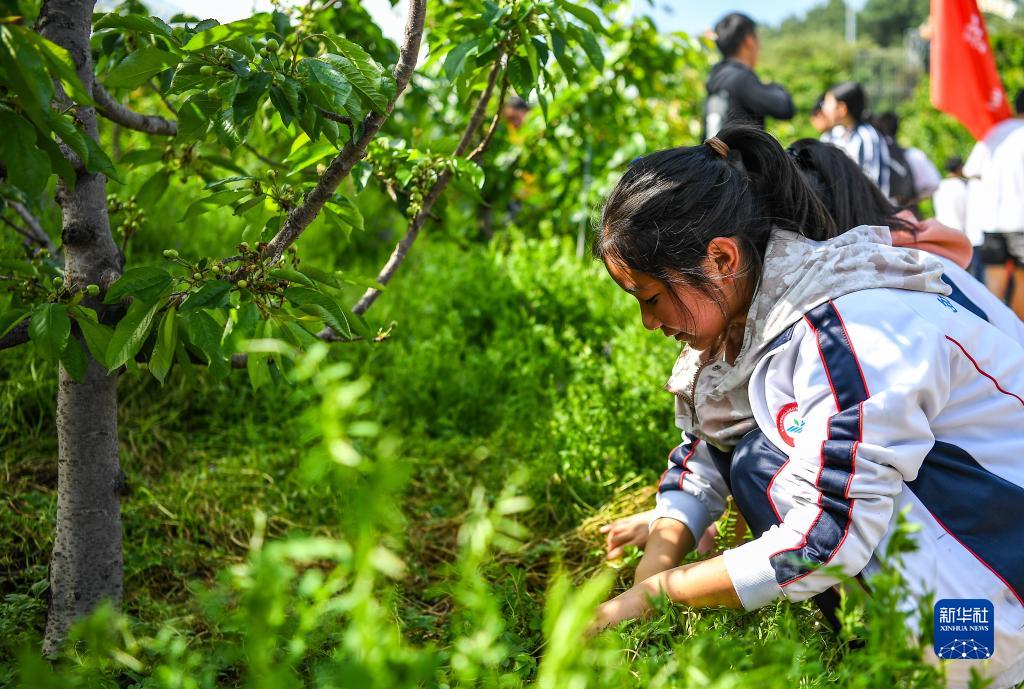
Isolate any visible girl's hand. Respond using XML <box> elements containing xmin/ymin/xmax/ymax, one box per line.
<box><xmin>599</xmin><ymin>509</ymin><xmax>654</xmax><ymax>560</ymax></box>
<box><xmin>586</xmin><ymin>585</ymin><xmax>652</xmax><ymax>637</ymax></box>
<box><xmin>696</xmin><ymin>522</ymin><xmax>719</xmax><ymax>555</ymax></box>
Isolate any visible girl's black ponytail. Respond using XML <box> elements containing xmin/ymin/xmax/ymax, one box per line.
<box><xmin>595</xmin><ymin>125</ymin><xmax>838</xmax><ymax>311</ymax></box>
<box><xmin>714</xmin><ymin>125</ymin><xmax>837</xmax><ymax>241</ymax></box>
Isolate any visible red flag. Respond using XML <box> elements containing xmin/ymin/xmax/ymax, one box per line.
<box><xmin>930</xmin><ymin>0</ymin><xmax>1011</xmax><ymax>140</ymax></box>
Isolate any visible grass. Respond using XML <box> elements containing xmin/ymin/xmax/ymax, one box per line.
<box><xmin>0</xmin><ymin>233</ymin><xmax>945</xmax><ymax>688</ymax></box>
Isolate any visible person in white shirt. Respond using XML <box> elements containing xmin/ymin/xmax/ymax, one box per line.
<box><xmin>963</xmin><ymin>91</ymin><xmax>1024</xmax><ymax>313</ymax></box>
<box><xmin>820</xmin><ymin>82</ymin><xmax>891</xmax><ymax>198</ymax></box>
<box><xmin>933</xmin><ymin>156</ymin><xmax>982</xmax><ymax>281</ymax></box>
<box><xmin>589</xmin><ymin>125</ymin><xmax>1024</xmax><ymax>689</ymax></box>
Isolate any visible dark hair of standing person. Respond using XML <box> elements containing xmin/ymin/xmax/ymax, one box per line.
<box><xmin>873</xmin><ymin>111</ymin><xmax>899</xmax><ymax>139</ymax></box>
<box><xmin>1015</xmin><ymin>89</ymin><xmax>1024</xmax><ymax>114</ymax></box>
<box><xmin>506</xmin><ymin>96</ymin><xmax>531</xmax><ymax>113</ymax></box>
<box><xmin>944</xmin><ymin>156</ymin><xmax>964</xmax><ymax>175</ymax></box>
<box><xmin>829</xmin><ymin>81</ymin><xmax>868</xmax><ymax>123</ymax></box>
<box><xmin>787</xmin><ymin>138</ymin><xmax>914</xmax><ymax>234</ymax></box>
<box><xmin>594</xmin><ymin>125</ymin><xmax>837</xmax><ymax>314</ymax></box>
<box><xmin>714</xmin><ymin>13</ymin><xmax>757</xmax><ymax>58</ymax></box>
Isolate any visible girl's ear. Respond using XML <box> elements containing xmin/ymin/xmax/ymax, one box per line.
<box><xmin>705</xmin><ymin>237</ymin><xmax>742</xmax><ymax>281</ymax></box>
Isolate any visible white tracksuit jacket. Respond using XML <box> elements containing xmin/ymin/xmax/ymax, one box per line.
<box><xmin>653</xmin><ymin>285</ymin><xmax>1024</xmax><ymax>689</ymax></box>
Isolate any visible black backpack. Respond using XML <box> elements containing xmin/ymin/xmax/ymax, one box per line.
<box><xmin>884</xmin><ymin>136</ymin><xmax>917</xmax><ymax>207</ymax></box>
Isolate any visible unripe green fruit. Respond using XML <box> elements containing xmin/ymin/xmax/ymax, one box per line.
<box><xmin>199</xmin><ymin>65</ymin><xmax>215</xmax><ymax>75</ymax></box>
<box><xmin>86</xmin><ymin>284</ymin><xmax>100</xmax><ymax>296</ymax></box>
<box><xmin>266</xmin><ymin>38</ymin><xmax>279</xmax><ymax>52</ymax></box>
<box><xmin>163</xmin><ymin>249</ymin><xmax>179</xmax><ymax>258</ymax></box>
<box><xmin>237</xmin><ymin>279</ymin><xmax>248</xmax><ymax>288</ymax></box>
<box><xmin>53</xmin><ymin>276</ymin><xmax>64</xmax><ymax>286</ymax></box>
<box><xmin>211</xmin><ymin>265</ymin><xmax>222</xmax><ymax>274</ymax></box>
<box><xmin>193</xmin><ymin>272</ymin><xmax>202</xmax><ymax>280</ymax></box>
<box><xmin>207</xmin><ymin>87</ymin><xmax>220</xmax><ymax>99</ymax></box>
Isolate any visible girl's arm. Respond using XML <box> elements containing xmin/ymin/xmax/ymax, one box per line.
<box><xmin>590</xmin><ymin>555</ymin><xmax>740</xmax><ymax>634</ymax></box>
<box><xmin>633</xmin><ymin>517</ymin><xmax>694</xmax><ymax>583</ymax></box>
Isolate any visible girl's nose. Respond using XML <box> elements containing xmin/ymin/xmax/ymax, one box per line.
<box><xmin>641</xmin><ymin>308</ymin><xmax>660</xmax><ymax>331</ymax></box>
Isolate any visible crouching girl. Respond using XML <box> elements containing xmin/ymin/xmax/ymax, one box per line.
<box><xmin>589</xmin><ymin>126</ymin><xmax>1024</xmax><ymax>689</ymax></box>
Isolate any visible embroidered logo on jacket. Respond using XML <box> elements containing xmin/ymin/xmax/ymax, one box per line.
<box><xmin>775</xmin><ymin>402</ymin><xmax>803</xmax><ymax>447</ymax></box>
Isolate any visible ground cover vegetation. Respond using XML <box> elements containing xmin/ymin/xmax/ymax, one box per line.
<box><xmin>2</xmin><ymin>0</ymin><xmax>1019</xmax><ymax>686</ymax></box>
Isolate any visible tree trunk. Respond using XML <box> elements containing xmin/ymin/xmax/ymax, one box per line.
<box><xmin>36</xmin><ymin>0</ymin><xmax>125</xmax><ymax>655</ymax></box>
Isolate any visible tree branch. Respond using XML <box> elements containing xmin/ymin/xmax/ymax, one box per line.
<box><xmin>469</xmin><ymin>67</ymin><xmax>509</xmax><ymax>162</ymax></box>
<box><xmin>3</xmin><ymin>202</ymin><xmax>58</xmax><ymax>256</ymax></box>
<box><xmin>261</xmin><ymin>0</ymin><xmax>427</xmax><ymax>266</ymax></box>
<box><xmin>351</xmin><ymin>57</ymin><xmax>504</xmax><ymax>317</ymax></box>
<box><xmin>318</xmin><ymin>108</ymin><xmax>353</xmax><ymax>127</ymax></box>
<box><xmin>0</xmin><ymin>321</ymin><xmax>30</xmax><ymax>351</ymax></box>
<box><xmin>93</xmin><ymin>83</ymin><xmax>177</xmax><ymax>136</ymax></box>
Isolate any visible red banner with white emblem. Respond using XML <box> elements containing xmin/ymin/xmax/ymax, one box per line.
<box><xmin>930</xmin><ymin>0</ymin><xmax>1011</xmax><ymax>139</ymax></box>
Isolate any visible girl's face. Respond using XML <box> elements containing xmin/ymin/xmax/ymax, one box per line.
<box><xmin>604</xmin><ymin>237</ymin><xmax>751</xmax><ymax>353</ymax></box>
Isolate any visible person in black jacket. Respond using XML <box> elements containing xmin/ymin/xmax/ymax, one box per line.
<box><xmin>704</xmin><ymin>13</ymin><xmax>795</xmax><ymax>138</ymax></box>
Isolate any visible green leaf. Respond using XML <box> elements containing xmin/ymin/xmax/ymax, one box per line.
<box><xmin>298</xmin><ymin>265</ymin><xmax>343</xmax><ymax>289</ymax></box>
<box><xmin>148</xmin><ymin>306</ymin><xmax>177</xmax><ymax>384</ymax></box>
<box><xmin>69</xmin><ymin>306</ymin><xmax>113</xmax><ymax>368</ymax></box>
<box><xmin>233</xmin><ymin>195</ymin><xmax>263</xmax><ymax>216</ymax></box>
<box><xmin>284</xmin><ymin>286</ymin><xmax>351</xmax><ymax>338</ymax></box>
<box><xmin>83</xmin><ymin>135</ymin><xmax>119</xmax><ymax>181</ymax></box>
<box><xmin>28</xmin><ymin>303</ymin><xmax>71</xmax><ymax>362</ymax></box>
<box><xmin>298</xmin><ymin>57</ymin><xmax>353</xmax><ymax>111</ymax></box>
<box><xmin>0</xmin><ymin>107</ymin><xmax>51</xmax><ymax>196</ymax></box>
<box><xmin>24</xmin><ymin>29</ymin><xmax>93</xmax><ymax>104</ymax></box>
<box><xmin>94</xmin><ymin>13</ymin><xmax>175</xmax><ymax>40</ymax></box>
<box><xmin>107</xmin><ymin>297</ymin><xmax>166</xmax><ymax>369</ymax></box>
<box><xmin>507</xmin><ymin>55</ymin><xmax>534</xmax><ymax>100</ymax></box>
<box><xmin>185</xmin><ymin>310</ymin><xmax>229</xmax><ymax>379</ymax></box>
<box><xmin>323</xmin><ymin>37</ymin><xmax>387</xmax><ymax>110</ymax></box>
<box><xmin>558</xmin><ymin>1</ymin><xmax>605</xmax><ymax>33</ymax></box>
<box><xmin>0</xmin><ymin>26</ymin><xmax>53</xmax><ymax>124</ymax></box>
<box><xmin>204</xmin><ymin>175</ymin><xmax>255</xmax><ymax>190</ymax></box>
<box><xmin>168</xmin><ymin>61</ymin><xmax>212</xmax><ymax>94</ymax></box>
<box><xmin>60</xmin><ymin>336</ymin><xmax>88</xmax><ymax>382</ymax></box>
<box><xmin>119</xmin><ymin>148</ymin><xmax>165</xmax><ymax>166</ymax></box>
<box><xmin>444</xmin><ymin>39</ymin><xmax>478</xmax><ymax>81</ymax></box>
<box><xmin>246</xmin><ymin>319</ymin><xmax>272</xmax><ymax>390</ymax></box>
<box><xmin>453</xmin><ymin>157</ymin><xmax>485</xmax><ymax>188</ymax></box>
<box><xmin>105</xmin><ymin>47</ymin><xmax>180</xmax><ymax>89</ymax></box>
<box><xmin>175</xmin><ymin>93</ymin><xmax>218</xmax><ymax>144</ymax></box>
<box><xmin>180</xmin><ymin>280</ymin><xmax>231</xmax><ymax>313</ymax></box>
<box><xmin>326</xmin><ymin>194</ymin><xmax>363</xmax><ymax>233</ymax></box>
<box><xmin>269</xmin><ymin>79</ymin><xmax>302</xmax><ymax>126</ymax></box>
<box><xmin>232</xmin><ymin>72</ymin><xmax>271</xmax><ymax>124</ymax></box>
<box><xmin>135</xmin><ymin>170</ymin><xmax>170</xmax><ymax>208</ymax></box>
<box><xmin>0</xmin><ymin>308</ymin><xmax>29</xmax><ymax>337</ymax></box>
<box><xmin>572</xmin><ymin>26</ymin><xmax>603</xmax><ymax>71</ymax></box>
<box><xmin>182</xmin><ymin>15</ymin><xmax>273</xmax><ymax>51</ymax></box>
<box><xmin>286</xmin><ymin>141</ymin><xmax>336</xmax><ymax>175</ymax></box>
<box><xmin>269</xmin><ymin>268</ymin><xmax>315</xmax><ymax>288</ymax></box>
<box><xmin>104</xmin><ymin>267</ymin><xmax>174</xmax><ymax>304</ymax></box>
<box><xmin>213</xmin><ymin>107</ymin><xmax>247</xmax><ymax>150</ymax></box>
<box><xmin>180</xmin><ymin>190</ymin><xmax>250</xmax><ymax>220</ymax></box>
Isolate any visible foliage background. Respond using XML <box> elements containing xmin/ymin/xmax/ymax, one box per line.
<box><xmin>3</xmin><ymin>0</ymin><xmax>1022</xmax><ymax>686</ymax></box>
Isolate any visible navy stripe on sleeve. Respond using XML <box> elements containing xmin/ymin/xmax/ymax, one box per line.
<box><xmin>769</xmin><ymin>301</ymin><xmax>867</xmax><ymax>586</ymax></box>
<box><xmin>658</xmin><ymin>438</ymin><xmax>700</xmax><ymax>494</ymax></box>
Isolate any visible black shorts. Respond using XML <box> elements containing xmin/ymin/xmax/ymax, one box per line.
<box><xmin>979</xmin><ymin>232</ymin><xmax>1024</xmax><ymax>266</ymax></box>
